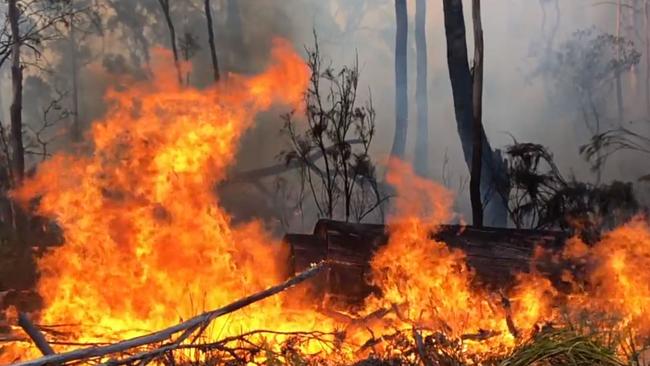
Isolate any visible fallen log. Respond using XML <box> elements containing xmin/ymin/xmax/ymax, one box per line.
<box><xmin>13</xmin><ymin>262</ymin><xmax>325</xmax><ymax>366</ymax></box>
<box><xmin>285</xmin><ymin>220</ymin><xmax>570</xmax><ymax>303</ymax></box>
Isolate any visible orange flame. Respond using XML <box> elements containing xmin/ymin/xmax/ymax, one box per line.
<box><xmin>363</xmin><ymin>160</ymin><xmax>515</xmax><ymax>356</ymax></box>
<box><xmin>3</xmin><ymin>39</ymin><xmax>344</xmax><ymax>362</ymax></box>
<box><xmin>563</xmin><ymin>218</ymin><xmax>650</xmax><ymax>336</ymax></box>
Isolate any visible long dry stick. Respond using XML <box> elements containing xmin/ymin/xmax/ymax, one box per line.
<box><xmin>13</xmin><ymin>262</ymin><xmax>325</xmax><ymax>366</ymax></box>
<box><xmin>17</xmin><ymin>313</ymin><xmax>55</xmax><ymax>356</ymax></box>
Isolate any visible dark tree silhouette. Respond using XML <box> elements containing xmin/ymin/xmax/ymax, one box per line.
<box><xmin>470</xmin><ymin>0</ymin><xmax>485</xmax><ymax>227</ymax></box>
<box><xmin>8</xmin><ymin>0</ymin><xmax>24</xmax><ymax>185</ymax></box>
<box><xmin>391</xmin><ymin>0</ymin><xmax>408</xmax><ymax>159</ymax></box>
<box><xmin>442</xmin><ymin>0</ymin><xmax>509</xmax><ymax>227</ymax></box>
<box><xmin>203</xmin><ymin>0</ymin><xmax>220</xmax><ymax>82</ymax></box>
<box><xmin>157</xmin><ymin>0</ymin><xmax>182</xmax><ymax>85</ymax></box>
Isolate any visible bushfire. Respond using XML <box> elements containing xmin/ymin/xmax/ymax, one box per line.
<box><xmin>1</xmin><ymin>40</ymin><xmax>650</xmax><ymax>365</ymax></box>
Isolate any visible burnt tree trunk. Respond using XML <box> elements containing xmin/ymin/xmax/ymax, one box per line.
<box><xmin>414</xmin><ymin>0</ymin><xmax>429</xmax><ymax>176</ymax></box>
<box><xmin>470</xmin><ymin>0</ymin><xmax>484</xmax><ymax>227</ymax></box>
<box><xmin>391</xmin><ymin>0</ymin><xmax>408</xmax><ymax>159</ymax></box>
<box><xmin>8</xmin><ymin>0</ymin><xmax>23</xmax><ymax>186</ymax></box>
<box><xmin>7</xmin><ymin>0</ymin><xmax>27</xmax><ymax>246</ymax></box>
<box><xmin>442</xmin><ymin>0</ymin><xmax>508</xmax><ymax>227</ymax></box>
<box><xmin>157</xmin><ymin>0</ymin><xmax>182</xmax><ymax>85</ymax></box>
<box><xmin>203</xmin><ymin>0</ymin><xmax>220</xmax><ymax>82</ymax></box>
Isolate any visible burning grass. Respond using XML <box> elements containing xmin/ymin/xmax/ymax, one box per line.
<box><xmin>49</xmin><ymin>326</ymin><xmax>633</xmax><ymax>365</ymax></box>
<box><xmin>501</xmin><ymin>330</ymin><xmax>626</xmax><ymax>366</ymax></box>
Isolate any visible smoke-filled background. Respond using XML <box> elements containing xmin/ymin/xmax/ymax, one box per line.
<box><xmin>1</xmin><ymin>0</ymin><xmax>648</xmax><ymax>233</ymax></box>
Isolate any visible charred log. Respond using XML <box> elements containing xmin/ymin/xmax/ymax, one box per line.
<box><xmin>284</xmin><ymin>219</ymin><xmax>569</xmax><ymax>304</ymax></box>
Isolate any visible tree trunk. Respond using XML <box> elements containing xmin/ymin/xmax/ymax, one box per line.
<box><xmin>442</xmin><ymin>0</ymin><xmax>508</xmax><ymax>227</ymax></box>
<box><xmin>645</xmin><ymin>0</ymin><xmax>650</xmax><ymax>118</ymax></box>
<box><xmin>157</xmin><ymin>0</ymin><xmax>182</xmax><ymax>85</ymax></box>
<box><xmin>631</xmin><ymin>0</ymin><xmax>640</xmax><ymax>96</ymax></box>
<box><xmin>8</xmin><ymin>0</ymin><xmax>24</xmax><ymax>186</ymax></box>
<box><xmin>615</xmin><ymin>0</ymin><xmax>624</xmax><ymax>125</ymax></box>
<box><xmin>391</xmin><ymin>0</ymin><xmax>408</xmax><ymax>159</ymax></box>
<box><xmin>414</xmin><ymin>0</ymin><xmax>429</xmax><ymax>176</ymax></box>
<box><xmin>203</xmin><ymin>0</ymin><xmax>220</xmax><ymax>82</ymax></box>
<box><xmin>470</xmin><ymin>0</ymin><xmax>484</xmax><ymax>228</ymax></box>
<box><xmin>70</xmin><ymin>22</ymin><xmax>81</xmax><ymax>141</ymax></box>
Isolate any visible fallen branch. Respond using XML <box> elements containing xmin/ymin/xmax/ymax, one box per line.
<box><xmin>413</xmin><ymin>328</ymin><xmax>434</xmax><ymax>366</ymax></box>
<box><xmin>18</xmin><ymin>312</ymin><xmax>55</xmax><ymax>356</ymax></box>
<box><xmin>500</xmin><ymin>293</ymin><xmax>519</xmax><ymax>339</ymax></box>
<box><xmin>113</xmin><ymin>329</ymin><xmax>340</xmax><ymax>366</ymax></box>
<box><xmin>13</xmin><ymin>262</ymin><xmax>326</xmax><ymax>366</ymax></box>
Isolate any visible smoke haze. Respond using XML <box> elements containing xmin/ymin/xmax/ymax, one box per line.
<box><xmin>1</xmin><ymin>0</ymin><xmax>648</xmax><ymax>230</ymax></box>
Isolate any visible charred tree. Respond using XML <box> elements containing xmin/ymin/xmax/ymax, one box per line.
<box><xmin>391</xmin><ymin>0</ymin><xmax>408</xmax><ymax>159</ymax></box>
<box><xmin>203</xmin><ymin>0</ymin><xmax>220</xmax><ymax>82</ymax></box>
<box><xmin>8</xmin><ymin>0</ymin><xmax>24</xmax><ymax>185</ymax></box>
<box><xmin>414</xmin><ymin>0</ymin><xmax>429</xmax><ymax>176</ymax></box>
<box><xmin>470</xmin><ymin>0</ymin><xmax>484</xmax><ymax>227</ymax></box>
<box><xmin>157</xmin><ymin>0</ymin><xmax>182</xmax><ymax>85</ymax></box>
<box><xmin>282</xmin><ymin>39</ymin><xmax>384</xmax><ymax>223</ymax></box>
<box><xmin>442</xmin><ymin>0</ymin><xmax>508</xmax><ymax>227</ymax></box>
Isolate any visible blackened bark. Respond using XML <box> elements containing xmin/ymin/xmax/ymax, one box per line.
<box><xmin>286</xmin><ymin>219</ymin><xmax>569</xmax><ymax>303</ymax></box>
<box><xmin>442</xmin><ymin>0</ymin><xmax>508</xmax><ymax>227</ymax></box>
<box><xmin>391</xmin><ymin>0</ymin><xmax>408</xmax><ymax>159</ymax></box>
<box><xmin>414</xmin><ymin>0</ymin><xmax>429</xmax><ymax>176</ymax></box>
<box><xmin>470</xmin><ymin>0</ymin><xmax>484</xmax><ymax>228</ymax></box>
<box><xmin>157</xmin><ymin>0</ymin><xmax>182</xmax><ymax>85</ymax></box>
<box><xmin>8</xmin><ymin>0</ymin><xmax>24</xmax><ymax>185</ymax></box>
<box><xmin>203</xmin><ymin>0</ymin><xmax>220</xmax><ymax>82</ymax></box>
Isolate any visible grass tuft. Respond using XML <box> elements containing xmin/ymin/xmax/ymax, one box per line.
<box><xmin>500</xmin><ymin>329</ymin><xmax>627</xmax><ymax>366</ymax></box>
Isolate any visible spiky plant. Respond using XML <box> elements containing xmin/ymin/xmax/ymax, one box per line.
<box><xmin>500</xmin><ymin>330</ymin><xmax>626</xmax><ymax>366</ymax></box>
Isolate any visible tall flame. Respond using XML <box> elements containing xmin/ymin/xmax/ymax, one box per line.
<box><xmin>3</xmin><ymin>39</ymin><xmax>343</xmax><ymax>361</ymax></box>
